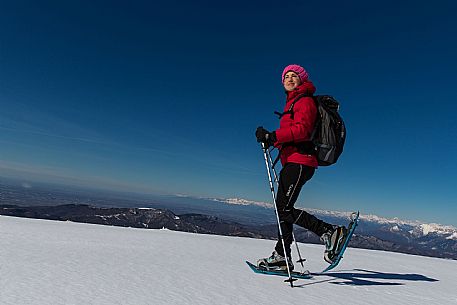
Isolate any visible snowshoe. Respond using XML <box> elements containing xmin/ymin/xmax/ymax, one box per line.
<box><xmin>257</xmin><ymin>250</ymin><xmax>294</xmax><ymax>271</ymax></box>
<box><xmin>321</xmin><ymin>226</ymin><xmax>348</xmax><ymax>264</ymax></box>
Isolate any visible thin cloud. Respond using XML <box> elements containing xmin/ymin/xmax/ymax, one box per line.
<box><xmin>0</xmin><ymin>160</ymin><xmax>156</xmax><ymax>194</ymax></box>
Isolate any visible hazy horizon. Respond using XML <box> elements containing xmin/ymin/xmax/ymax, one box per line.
<box><xmin>1</xmin><ymin>174</ymin><xmax>456</xmax><ymax>228</ymax></box>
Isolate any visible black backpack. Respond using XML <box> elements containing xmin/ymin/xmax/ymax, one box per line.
<box><xmin>276</xmin><ymin>94</ymin><xmax>346</xmax><ymax>166</ymax></box>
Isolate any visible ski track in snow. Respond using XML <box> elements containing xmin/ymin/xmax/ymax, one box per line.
<box><xmin>1</xmin><ymin>216</ymin><xmax>456</xmax><ymax>305</ymax></box>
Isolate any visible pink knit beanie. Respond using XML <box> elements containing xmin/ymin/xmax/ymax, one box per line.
<box><xmin>281</xmin><ymin>64</ymin><xmax>309</xmax><ymax>83</ymax></box>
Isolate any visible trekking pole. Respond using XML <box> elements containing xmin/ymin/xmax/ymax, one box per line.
<box><xmin>261</xmin><ymin>143</ymin><xmax>296</xmax><ymax>287</ymax></box>
<box><xmin>266</xmin><ymin>148</ymin><xmax>307</xmax><ymax>269</ymax></box>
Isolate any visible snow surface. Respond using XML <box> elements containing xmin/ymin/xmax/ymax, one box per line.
<box><xmin>1</xmin><ymin>216</ymin><xmax>456</xmax><ymax>305</ymax></box>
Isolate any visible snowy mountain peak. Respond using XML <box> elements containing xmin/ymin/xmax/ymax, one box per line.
<box><xmin>210</xmin><ymin>197</ymin><xmax>273</xmax><ymax>209</ymax></box>
<box><xmin>447</xmin><ymin>232</ymin><xmax>457</xmax><ymax>240</ymax></box>
<box><xmin>208</xmin><ymin>196</ymin><xmax>457</xmax><ymax>239</ymax></box>
<box><xmin>420</xmin><ymin>223</ymin><xmax>457</xmax><ymax>238</ymax></box>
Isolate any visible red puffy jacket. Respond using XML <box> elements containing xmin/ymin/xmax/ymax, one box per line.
<box><xmin>274</xmin><ymin>81</ymin><xmax>318</xmax><ymax>168</ymax></box>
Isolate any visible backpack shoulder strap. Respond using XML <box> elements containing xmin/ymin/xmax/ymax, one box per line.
<box><xmin>291</xmin><ymin>94</ymin><xmax>320</xmax><ymax>140</ymax></box>
<box><xmin>285</xmin><ymin>93</ymin><xmax>309</xmax><ymax>120</ymax></box>
<box><xmin>275</xmin><ymin>93</ymin><xmax>313</xmax><ymax>119</ymax></box>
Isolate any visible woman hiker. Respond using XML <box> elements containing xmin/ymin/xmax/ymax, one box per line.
<box><xmin>255</xmin><ymin>64</ymin><xmax>346</xmax><ymax>271</ymax></box>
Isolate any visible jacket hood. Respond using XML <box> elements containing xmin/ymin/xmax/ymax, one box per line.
<box><xmin>286</xmin><ymin>81</ymin><xmax>316</xmax><ymax>101</ymax></box>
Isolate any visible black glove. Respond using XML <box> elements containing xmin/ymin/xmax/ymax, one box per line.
<box><xmin>255</xmin><ymin>126</ymin><xmax>277</xmax><ymax>148</ymax></box>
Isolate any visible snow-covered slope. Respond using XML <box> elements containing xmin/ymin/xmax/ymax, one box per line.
<box><xmin>1</xmin><ymin>216</ymin><xmax>456</xmax><ymax>305</ymax></box>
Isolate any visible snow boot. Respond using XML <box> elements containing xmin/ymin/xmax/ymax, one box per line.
<box><xmin>257</xmin><ymin>250</ymin><xmax>294</xmax><ymax>271</ymax></box>
<box><xmin>321</xmin><ymin>226</ymin><xmax>348</xmax><ymax>264</ymax></box>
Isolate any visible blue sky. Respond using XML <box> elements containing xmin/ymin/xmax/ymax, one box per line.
<box><xmin>1</xmin><ymin>0</ymin><xmax>456</xmax><ymax>226</ymax></box>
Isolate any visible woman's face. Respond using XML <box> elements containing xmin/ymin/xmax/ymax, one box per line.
<box><xmin>283</xmin><ymin>71</ymin><xmax>302</xmax><ymax>91</ymax></box>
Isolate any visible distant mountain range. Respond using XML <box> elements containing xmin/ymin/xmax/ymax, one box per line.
<box><xmin>1</xmin><ymin>203</ymin><xmax>456</xmax><ymax>260</ymax></box>
<box><xmin>210</xmin><ymin>196</ymin><xmax>457</xmax><ymax>239</ymax></box>
<box><xmin>1</xmin><ymin>179</ymin><xmax>456</xmax><ymax>260</ymax></box>
<box><xmin>0</xmin><ymin>204</ymin><xmax>268</xmax><ymax>239</ymax></box>
<box><xmin>213</xmin><ymin>197</ymin><xmax>457</xmax><ymax>260</ymax></box>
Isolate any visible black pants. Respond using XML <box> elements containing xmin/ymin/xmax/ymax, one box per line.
<box><xmin>274</xmin><ymin>163</ymin><xmax>332</xmax><ymax>257</ymax></box>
